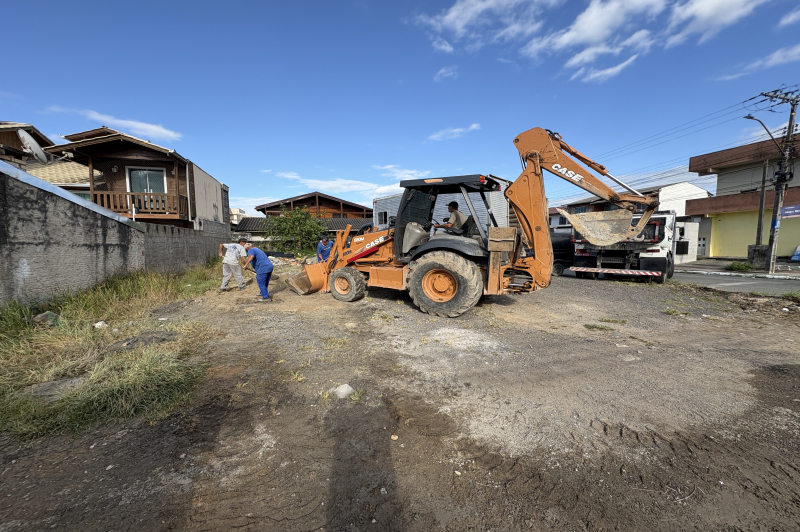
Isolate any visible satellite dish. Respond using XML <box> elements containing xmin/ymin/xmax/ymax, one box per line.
<box><xmin>17</xmin><ymin>129</ymin><xmax>49</xmax><ymax>165</ymax></box>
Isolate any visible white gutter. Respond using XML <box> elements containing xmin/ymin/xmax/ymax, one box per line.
<box><xmin>0</xmin><ymin>160</ymin><xmax>145</xmax><ymax>232</ymax></box>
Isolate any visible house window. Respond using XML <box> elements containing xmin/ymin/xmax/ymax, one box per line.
<box><xmin>127</xmin><ymin>167</ymin><xmax>166</xmax><ymax>193</ymax></box>
<box><xmin>341</xmin><ymin>213</ymin><xmax>348</xmax><ymax>218</ymax></box>
<box><xmin>378</xmin><ymin>211</ymin><xmax>388</xmax><ymax>224</ymax></box>
<box><xmin>332</xmin><ymin>213</ymin><xmax>341</xmax><ymax>218</ymax></box>
<box><xmin>604</xmin><ymin>204</ymin><xmax>619</xmax><ymax>211</ymax></box>
<box><xmin>572</xmin><ymin>206</ymin><xmax>587</xmax><ymax>214</ymax></box>
<box><xmin>558</xmin><ymin>216</ymin><xmax>568</xmax><ymax>225</ymax></box>
<box><xmin>72</xmin><ymin>192</ymin><xmax>91</xmax><ymax>201</ymax></box>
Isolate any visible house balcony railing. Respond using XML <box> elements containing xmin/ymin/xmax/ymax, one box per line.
<box><xmin>92</xmin><ymin>192</ymin><xmax>189</xmax><ymax>220</ymax></box>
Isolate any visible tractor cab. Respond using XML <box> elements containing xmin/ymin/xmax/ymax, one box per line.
<box><xmin>393</xmin><ymin>174</ymin><xmax>504</xmax><ymax>263</ymax></box>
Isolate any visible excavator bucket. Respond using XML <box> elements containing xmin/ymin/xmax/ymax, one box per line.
<box><xmin>285</xmin><ymin>262</ymin><xmax>328</xmax><ymax>295</ymax></box>
<box><xmin>556</xmin><ymin>208</ymin><xmax>635</xmax><ymax>247</ymax></box>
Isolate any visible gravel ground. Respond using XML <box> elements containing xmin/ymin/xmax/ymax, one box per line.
<box><xmin>1</xmin><ymin>274</ymin><xmax>799</xmax><ymax>531</ymax></box>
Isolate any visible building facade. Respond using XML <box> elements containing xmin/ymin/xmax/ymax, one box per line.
<box><xmin>686</xmin><ymin>136</ymin><xmax>800</xmax><ymax>258</ymax></box>
<box><xmin>256</xmin><ymin>191</ymin><xmax>372</xmax><ymax>219</ymax></box>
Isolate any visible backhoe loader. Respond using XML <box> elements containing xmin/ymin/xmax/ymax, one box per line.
<box><xmin>286</xmin><ymin>127</ymin><xmax>659</xmax><ymax>317</ymax></box>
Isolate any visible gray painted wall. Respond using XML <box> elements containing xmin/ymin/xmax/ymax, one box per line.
<box><xmin>1</xmin><ymin>170</ymin><xmax>232</xmax><ymax>306</ymax></box>
<box><xmin>1</xmin><ymin>173</ymin><xmax>145</xmax><ymax>305</ymax></box>
<box><xmin>142</xmin><ymin>219</ymin><xmax>230</xmax><ymax>272</ymax></box>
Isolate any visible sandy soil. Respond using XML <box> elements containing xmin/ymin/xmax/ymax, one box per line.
<box><xmin>1</xmin><ymin>274</ymin><xmax>799</xmax><ymax>531</ymax></box>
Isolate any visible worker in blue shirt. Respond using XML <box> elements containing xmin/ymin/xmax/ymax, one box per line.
<box><xmin>317</xmin><ymin>236</ymin><xmax>333</xmax><ymax>263</ymax></box>
<box><xmin>241</xmin><ymin>244</ymin><xmax>275</xmax><ymax>301</ymax></box>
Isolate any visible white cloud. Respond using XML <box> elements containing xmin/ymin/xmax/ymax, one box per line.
<box><xmin>666</xmin><ymin>0</ymin><xmax>770</xmax><ymax>47</ymax></box>
<box><xmin>580</xmin><ymin>54</ymin><xmax>638</xmax><ymax>82</ymax></box>
<box><xmin>372</xmin><ymin>165</ymin><xmax>432</xmax><ymax>180</ymax></box>
<box><xmin>428</xmin><ymin>123</ymin><xmax>481</xmax><ymax>141</ymax></box>
<box><xmin>746</xmin><ymin>43</ymin><xmax>800</xmax><ymax>69</ymax></box>
<box><xmin>275</xmin><ymin>169</ymin><xmax>429</xmax><ymax>200</ymax></box>
<box><xmin>434</xmin><ymin>65</ymin><xmax>459</xmax><ymax>82</ymax></box>
<box><xmin>718</xmin><ymin>43</ymin><xmax>800</xmax><ymax>81</ymax></box>
<box><xmin>779</xmin><ymin>6</ymin><xmax>800</xmax><ymax>27</ymax></box>
<box><xmin>525</xmin><ymin>0</ymin><xmax>665</xmax><ymax>58</ymax></box>
<box><xmin>418</xmin><ymin>0</ymin><xmax>766</xmax><ymax>81</ymax></box>
<box><xmin>417</xmin><ymin>0</ymin><xmax>549</xmax><ymax>51</ymax></box>
<box><xmin>229</xmin><ymin>196</ymin><xmax>278</xmax><ymax>214</ymax></box>
<box><xmin>432</xmin><ymin>37</ymin><xmax>454</xmax><ymax>53</ymax></box>
<box><xmin>261</xmin><ymin>169</ymin><xmax>272</xmax><ymax>173</ymax></box>
<box><xmin>47</xmin><ymin>106</ymin><xmax>182</xmax><ymax>142</ymax></box>
<box><xmin>48</xmin><ymin>134</ymin><xmax>68</xmax><ymax>145</ymax></box>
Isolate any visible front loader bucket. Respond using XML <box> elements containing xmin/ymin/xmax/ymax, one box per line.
<box><xmin>556</xmin><ymin>208</ymin><xmax>635</xmax><ymax>246</ymax></box>
<box><xmin>285</xmin><ymin>262</ymin><xmax>328</xmax><ymax>295</ymax></box>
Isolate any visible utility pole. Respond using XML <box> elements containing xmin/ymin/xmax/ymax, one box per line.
<box><xmin>760</xmin><ymin>89</ymin><xmax>798</xmax><ymax>274</ymax></box>
<box><xmin>755</xmin><ymin>160</ymin><xmax>768</xmax><ymax>246</ymax></box>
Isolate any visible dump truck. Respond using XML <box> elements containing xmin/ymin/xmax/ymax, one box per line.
<box><xmin>286</xmin><ymin>127</ymin><xmax>660</xmax><ymax>317</ymax></box>
<box><xmin>571</xmin><ymin>211</ymin><xmax>677</xmax><ymax>283</ymax></box>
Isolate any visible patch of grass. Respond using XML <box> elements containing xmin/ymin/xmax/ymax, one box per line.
<box><xmin>324</xmin><ymin>337</ymin><xmax>348</xmax><ymax>350</ymax></box>
<box><xmin>599</xmin><ymin>318</ymin><xmax>627</xmax><ymax>324</ymax></box>
<box><xmin>725</xmin><ymin>261</ymin><xmax>753</xmax><ymax>271</ymax></box>
<box><xmin>663</xmin><ymin>308</ymin><xmax>690</xmax><ymax>316</ymax></box>
<box><xmin>290</xmin><ymin>371</ymin><xmax>306</xmax><ymax>383</ymax></box>
<box><xmin>584</xmin><ymin>324</ymin><xmax>614</xmax><ymax>331</ymax></box>
<box><xmin>348</xmin><ymin>389</ymin><xmax>367</xmax><ymax>403</ymax></box>
<box><xmin>783</xmin><ymin>290</ymin><xmax>800</xmax><ymax>298</ymax></box>
<box><xmin>0</xmin><ymin>261</ymin><xmax>220</xmax><ymax>438</ymax></box>
<box><xmin>0</xmin><ymin>347</ymin><xmax>203</xmax><ymax>438</ymax></box>
<box><xmin>318</xmin><ymin>390</ymin><xmax>333</xmax><ymax>406</ymax></box>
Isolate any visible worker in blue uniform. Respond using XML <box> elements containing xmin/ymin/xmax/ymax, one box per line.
<box><xmin>242</xmin><ymin>244</ymin><xmax>275</xmax><ymax>302</ymax></box>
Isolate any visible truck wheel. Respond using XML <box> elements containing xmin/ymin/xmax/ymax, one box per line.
<box><xmin>329</xmin><ymin>267</ymin><xmax>366</xmax><ymax>302</ymax></box>
<box><xmin>667</xmin><ymin>254</ymin><xmax>675</xmax><ymax>279</ymax></box>
<box><xmin>408</xmin><ymin>251</ymin><xmax>482</xmax><ymax>318</ymax></box>
<box><xmin>553</xmin><ymin>262</ymin><xmax>565</xmax><ymax>276</ymax></box>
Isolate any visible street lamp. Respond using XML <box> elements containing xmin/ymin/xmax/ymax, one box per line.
<box><xmin>744</xmin><ymin>115</ymin><xmax>783</xmax><ymax>153</ymax></box>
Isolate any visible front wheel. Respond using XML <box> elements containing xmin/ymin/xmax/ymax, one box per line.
<box><xmin>329</xmin><ymin>267</ymin><xmax>366</xmax><ymax>302</ymax></box>
<box><xmin>553</xmin><ymin>262</ymin><xmax>565</xmax><ymax>276</ymax></box>
<box><xmin>408</xmin><ymin>251</ymin><xmax>482</xmax><ymax>318</ymax></box>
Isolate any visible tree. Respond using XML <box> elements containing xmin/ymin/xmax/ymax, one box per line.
<box><xmin>262</xmin><ymin>205</ymin><xmax>327</xmax><ymax>255</ymax></box>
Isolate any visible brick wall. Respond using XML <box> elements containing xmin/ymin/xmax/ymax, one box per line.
<box><xmin>142</xmin><ymin>218</ymin><xmax>230</xmax><ymax>272</ymax></box>
<box><xmin>0</xmin><ymin>172</ymin><xmax>145</xmax><ymax>305</ymax></box>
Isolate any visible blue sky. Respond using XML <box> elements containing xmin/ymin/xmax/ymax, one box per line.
<box><xmin>4</xmin><ymin>0</ymin><xmax>799</xmax><ymax>213</ymax></box>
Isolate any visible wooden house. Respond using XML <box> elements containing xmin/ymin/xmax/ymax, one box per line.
<box><xmin>44</xmin><ymin>127</ymin><xmax>229</xmax><ymax>228</ymax></box>
<box><xmin>255</xmin><ymin>191</ymin><xmax>372</xmax><ymax>219</ymax></box>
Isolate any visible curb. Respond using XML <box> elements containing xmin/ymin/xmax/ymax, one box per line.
<box><xmin>674</xmin><ymin>269</ymin><xmax>799</xmax><ymax>281</ymax></box>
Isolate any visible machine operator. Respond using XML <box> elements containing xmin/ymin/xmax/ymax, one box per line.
<box><xmin>433</xmin><ymin>201</ymin><xmax>466</xmax><ymax>232</ymax></box>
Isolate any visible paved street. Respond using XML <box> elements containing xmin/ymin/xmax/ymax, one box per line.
<box><xmin>671</xmin><ymin>272</ymin><xmax>800</xmax><ymax>295</ymax></box>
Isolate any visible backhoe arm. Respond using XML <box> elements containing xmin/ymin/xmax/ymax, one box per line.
<box><xmin>508</xmin><ymin>127</ymin><xmax>659</xmax><ymax>248</ymax></box>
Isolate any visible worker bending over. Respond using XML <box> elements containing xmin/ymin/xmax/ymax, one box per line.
<box><xmin>317</xmin><ymin>236</ymin><xmax>333</xmax><ymax>263</ymax></box>
<box><xmin>242</xmin><ymin>244</ymin><xmax>275</xmax><ymax>302</ymax></box>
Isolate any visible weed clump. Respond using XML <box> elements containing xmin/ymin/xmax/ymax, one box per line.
<box><xmin>584</xmin><ymin>324</ymin><xmax>614</xmax><ymax>331</ymax></box>
<box><xmin>725</xmin><ymin>261</ymin><xmax>753</xmax><ymax>271</ymax></box>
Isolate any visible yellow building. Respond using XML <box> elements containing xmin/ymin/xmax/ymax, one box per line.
<box><xmin>687</xmin><ymin>136</ymin><xmax>800</xmax><ymax>259</ymax></box>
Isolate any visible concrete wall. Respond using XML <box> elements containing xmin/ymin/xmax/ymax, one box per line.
<box><xmin>1</xmin><ymin>171</ymin><xmax>145</xmax><ymax>305</ymax></box>
<box><xmin>674</xmin><ymin>222</ymin><xmax>699</xmax><ymax>264</ymax></box>
<box><xmin>709</xmin><ymin>210</ymin><xmax>800</xmax><ymax>258</ymax></box>
<box><xmin>142</xmin><ymin>218</ymin><xmax>230</xmax><ymax>272</ymax></box>
<box><xmin>192</xmin><ymin>163</ymin><xmax>224</xmax><ymax>226</ymax></box>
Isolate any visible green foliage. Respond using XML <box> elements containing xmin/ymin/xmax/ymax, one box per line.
<box><xmin>725</xmin><ymin>261</ymin><xmax>753</xmax><ymax>271</ymax></box>
<box><xmin>584</xmin><ymin>324</ymin><xmax>614</xmax><ymax>331</ymax></box>
<box><xmin>599</xmin><ymin>318</ymin><xmax>627</xmax><ymax>324</ymax></box>
<box><xmin>262</xmin><ymin>205</ymin><xmax>328</xmax><ymax>255</ymax></box>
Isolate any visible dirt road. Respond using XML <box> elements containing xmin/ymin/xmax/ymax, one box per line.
<box><xmin>1</xmin><ymin>275</ymin><xmax>799</xmax><ymax>531</ymax></box>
